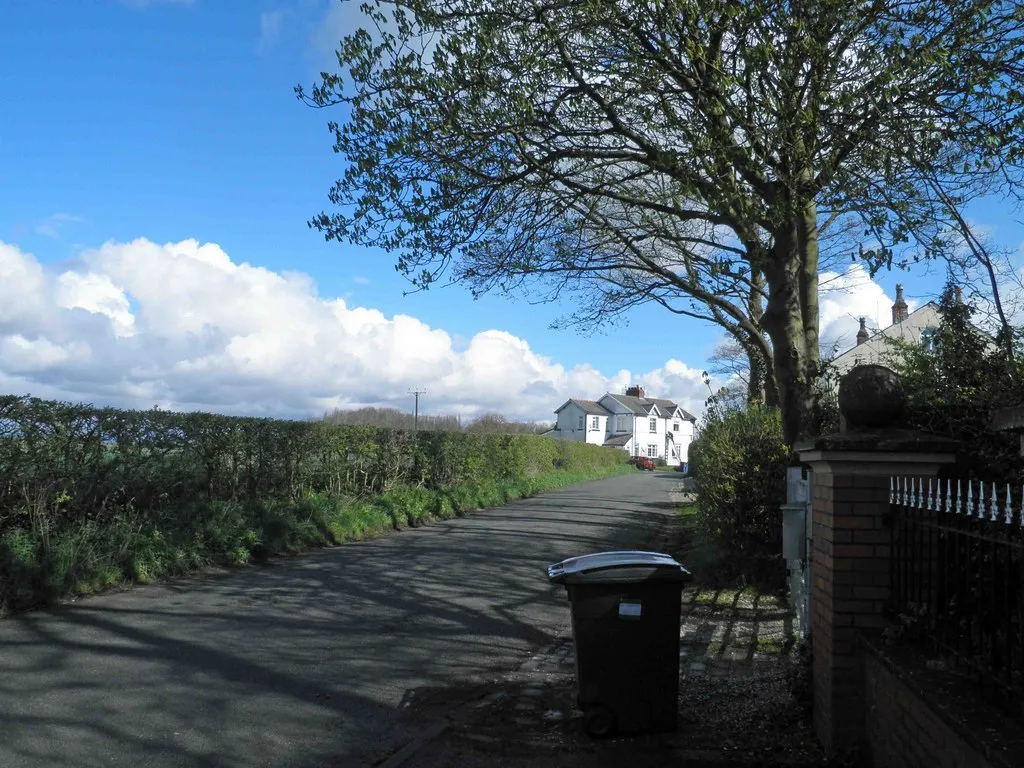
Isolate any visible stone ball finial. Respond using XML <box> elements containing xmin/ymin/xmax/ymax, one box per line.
<box><xmin>838</xmin><ymin>364</ymin><xmax>906</xmax><ymax>430</ymax></box>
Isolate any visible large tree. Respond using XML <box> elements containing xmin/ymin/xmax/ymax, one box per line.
<box><xmin>299</xmin><ymin>0</ymin><xmax>1024</xmax><ymax>443</ymax></box>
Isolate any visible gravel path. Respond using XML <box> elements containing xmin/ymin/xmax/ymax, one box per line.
<box><xmin>401</xmin><ymin>594</ymin><xmax>826</xmax><ymax>767</ymax></box>
<box><xmin>400</xmin><ymin>501</ymin><xmax>831</xmax><ymax>768</ymax></box>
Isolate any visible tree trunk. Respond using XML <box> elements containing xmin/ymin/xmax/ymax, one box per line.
<box><xmin>748</xmin><ymin>344</ymin><xmax>781</xmax><ymax>408</ymax></box>
<box><xmin>742</xmin><ymin>268</ymin><xmax>779</xmax><ymax>408</ymax></box>
<box><xmin>798</xmin><ymin>201</ymin><xmax>821</xmax><ymax>382</ymax></box>
<box><xmin>746</xmin><ymin>349</ymin><xmax>767</xmax><ymax>405</ymax></box>
<box><xmin>762</xmin><ymin>203</ymin><xmax>820</xmax><ymax>445</ymax></box>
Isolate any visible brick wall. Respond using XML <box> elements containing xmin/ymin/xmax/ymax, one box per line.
<box><xmin>864</xmin><ymin>650</ymin><xmax>994</xmax><ymax>768</ymax></box>
<box><xmin>797</xmin><ymin>433</ymin><xmax>959</xmax><ymax>760</ymax></box>
<box><xmin>809</xmin><ymin>471</ymin><xmax>892</xmax><ymax>753</ymax></box>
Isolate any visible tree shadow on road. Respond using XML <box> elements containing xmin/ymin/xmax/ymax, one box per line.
<box><xmin>0</xmin><ymin>478</ymin><xmax>673</xmax><ymax>768</ymax></box>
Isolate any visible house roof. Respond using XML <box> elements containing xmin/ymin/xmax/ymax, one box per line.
<box><xmin>554</xmin><ymin>398</ymin><xmax>612</xmax><ymax>416</ymax></box>
<box><xmin>606</xmin><ymin>394</ymin><xmax>656</xmax><ymax>415</ymax></box>
<box><xmin>603</xmin><ymin>434</ymin><xmax>633</xmax><ymax>447</ymax></box>
<box><xmin>608</xmin><ymin>394</ymin><xmax>696</xmax><ymax>421</ymax></box>
<box><xmin>831</xmin><ymin>301</ymin><xmax>941</xmax><ymax>367</ymax></box>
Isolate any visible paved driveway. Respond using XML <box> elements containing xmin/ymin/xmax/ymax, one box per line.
<box><xmin>0</xmin><ymin>472</ymin><xmax>682</xmax><ymax>768</ymax></box>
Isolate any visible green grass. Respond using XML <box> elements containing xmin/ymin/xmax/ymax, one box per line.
<box><xmin>755</xmin><ymin>634</ymin><xmax>794</xmax><ymax>655</ymax></box>
<box><xmin>0</xmin><ymin>463</ymin><xmax>633</xmax><ymax>616</ymax></box>
<box><xmin>676</xmin><ymin>501</ymin><xmax>721</xmax><ymax>578</ymax></box>
<box><xmin>674</xmin><ymin>500</ymin><xmax>786</xmax><ymax>597</ymax></box>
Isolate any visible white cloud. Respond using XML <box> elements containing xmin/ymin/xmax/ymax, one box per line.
<box><xmin>259</xmin><ymin>10</ymin><xmax>287</xmax><ymax>50</ymax></box>
<box><xmin>308</xmin><ymin>0</ymin><xmax>436</xmax><ymax>73</ymax></box>
<box><xmin>35</xmin><ymin>213</ymin><xmax>85</xmax><ymax>239</ymax></box>
<box><xmin>311</xmin><ymin>0</ymin><xmax>363</xmax><ymax>66</ymax></box>
<box><xmin>818</xmin><ymin>263</ymin><xmax>914</xmax><ymax>357</ymax></box>
<box><xmin>0</xmin><ymin>238</ymin><xmax>710</xmax><ymax>421</ymax></box>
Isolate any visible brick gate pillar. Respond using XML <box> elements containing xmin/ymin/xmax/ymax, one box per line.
<box><xmin>795</xmin><ymin>366</ymin><xmax>957</xmax><ymax>758</ymax></box>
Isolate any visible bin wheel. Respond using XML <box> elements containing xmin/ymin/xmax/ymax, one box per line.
<box><xmin>583</xmin><ymin>705</ymin><xmax>616</xmax><ymax>738</ymax></box>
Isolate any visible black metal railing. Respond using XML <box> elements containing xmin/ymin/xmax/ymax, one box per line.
<box><xmin>889</xmin><ymin>476</ymin><xmax>1024</xmax><ymax>713</ymax></box>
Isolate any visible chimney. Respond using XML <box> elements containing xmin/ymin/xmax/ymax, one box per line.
<box><xmin>625</xmin><ymin>385</ymin><xmax>645</xmax><ymax>399</ymax></box>
<box><xmin>856</xmin><ymin>317</ymin><xmax>869</xmax><ymax>345</ymax></box>
<box><xmin>891</xmin><ymin>284</ymin><xmax>909</xmax><ymax>325</ymax></box>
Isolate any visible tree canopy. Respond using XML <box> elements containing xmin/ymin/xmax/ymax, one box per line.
<box><xmin>884</xmin><ymin>284</ymin><xmax>1024</xmax><ymax>483</ymax></box>
<box><xmin>300</xmin><ymin>0</ymin><xmax>1024</xmax><ymax>443</ymax></box>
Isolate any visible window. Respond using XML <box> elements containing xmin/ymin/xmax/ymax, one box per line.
<box><xmin>618</xmin><ymin>415</ymin><xmax>629</xmax><ymax>431</ymax></box>
<box><xmin>577</xmin><ymin>416</ymin><xmax>584</xmax><ymax>429</ymax></box>
<box><xmin>673</xmin><ymin>422</ymin><xmax>679</xmax><ymax>432</ymax></box>
<box><xmin>647</xmin><ymin>445</ymin><xmax>657</xmax><ymax>458</ymax></box>
<box><xmin>921</xmin><ymin>326</ymin><xmax>938</xmax><ymax>352</ymax></box>
<box><xmin>649</xmin><ymin>418</ymin><xmax>657</xmax><ymax>433</ymax></box>
<box><xmin>590</xmin><ymin>416</ymin><xmax>600</xmax><ymax>430</ymax></box>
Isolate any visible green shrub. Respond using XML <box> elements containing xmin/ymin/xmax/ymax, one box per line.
<box><xmin>882</xmin><ymin>283</ymin><xmax>1024</xmax><ymax>485</ymax></box>
<box><xmin>690</xmin><ymin>405</ymin><xmax>789</xmax><ymax>556</ymax></box>
<box><xmin>0</xmin><ymin>393</ymin><xmax>631</xmax><ymax>613</ymax></box>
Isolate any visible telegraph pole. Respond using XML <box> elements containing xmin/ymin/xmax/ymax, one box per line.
<box><xmin>409</xmin><ymin>388</ymin><xmax>426</xmax><ymax>431</ymax></box>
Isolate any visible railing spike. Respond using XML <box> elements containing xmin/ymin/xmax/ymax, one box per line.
<box><xmin>889</xmin><ymin>476</ymin><xmax>895</xmax><ymax>505</ymax></box>
<box><xmin>955</xmin><ymin>479</ymin><xmax>962</xmax><ymax>516</ymax></box>
<box><xmin>979</xmin><ymin>482</ymin><xmax>986</xmax><ymax>521</ymax></box>
<box><xmin>967</xmin><ymin>480</ymin><xmax>975</xmax><ymax>518</ymax></box>
<box><xmin>903</xmin><ymin>476</ymin><xmax>909</xmax><ymax>508</ymax></box>
<box><xmin>945</xmin><ymin>478</ymin><xmax>953</xmax><ymax>514</ymax></box>
<box><xmin>927</xmin><ymin>478</ymin><xmax>935</xmax><ymax>511</ymax></box>
<box><xmin>991</xmin><ymin>481</ymin><xmax>999</xmax><ymax>522</ymax></box>
<box><xmin>1005</xmin><ymin>483</ymin><xmax>1013</xmax><ymax>526</ymax></box>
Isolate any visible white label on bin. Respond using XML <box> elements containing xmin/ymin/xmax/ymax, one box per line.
<box><xmin>618</xmin><ymin>600</ymin><xmax>642</xmax><ymax>619</ymax></box>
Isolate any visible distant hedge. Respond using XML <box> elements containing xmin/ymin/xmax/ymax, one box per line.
<box><xmin>0</xmin><ymin>395</ymin><xmax>627</xmax><ymax>612</ymax></box>
<box><xmin>0</xmin><ymin>395</ymin><xmax>622</xmax><ymax>533</ymax></box>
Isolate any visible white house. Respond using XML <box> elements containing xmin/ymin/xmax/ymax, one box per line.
<box><xmin>552</xmin><ymin>385</ymin><xmax>697</xmax><ymax>466</ymax></box>
<box><xmin>830</xmin><ymin>284</ymin><xmax>941</xmax><ymax>376</ymax></box>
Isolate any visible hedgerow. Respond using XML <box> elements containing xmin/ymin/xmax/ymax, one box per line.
<box><xmin>689</xmin><ymin>403</ymin><xmax>790</xmax><ymax>558</ymax></box>
<box><xmin>0</xmin><ymin>395</ymin><xmax>627</xmax><ymax>613</ymax></box>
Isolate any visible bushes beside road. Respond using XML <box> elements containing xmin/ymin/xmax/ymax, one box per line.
<box><xmin>0</xmin><ymin>395</ymin><xmax>628</xmax><ymax>613</ymax></box>
<box><xmin>688</xmin><ymin>403</ymin><xmax>789</xmax><ymax>583</ymax></box>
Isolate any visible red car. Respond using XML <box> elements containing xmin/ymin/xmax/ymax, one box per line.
<box><xmin>629</xmin><ymin>456</ymin><xmax>656</xmax><ymax>471</ymax></box>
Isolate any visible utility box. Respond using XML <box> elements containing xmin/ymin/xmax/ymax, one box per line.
<box><xmin>547</xmin><ymin>551</ymin><xmax>691</xmax><ymax>737</ymax></box>
<box><xmin>782</xmin><ymin>502</ymin><xmax>809</xmax><ymax>562</ymax></box>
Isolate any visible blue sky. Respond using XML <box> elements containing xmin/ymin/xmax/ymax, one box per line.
<box><xmin>1</xmin><ymin>0</ymin><xmax>1022</xmax><ymax>422</ymax></box>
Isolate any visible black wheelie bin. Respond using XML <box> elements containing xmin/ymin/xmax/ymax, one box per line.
<box><xmin>548</xmin><ymin>551</ymin><xmax>691</xmax><ymax>738</ymax></box>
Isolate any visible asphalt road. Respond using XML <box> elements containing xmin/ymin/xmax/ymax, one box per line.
<box><xmin>0</xmin><ymin>471</ymin><xmax>682</xmax><ymax>768</ymax></box>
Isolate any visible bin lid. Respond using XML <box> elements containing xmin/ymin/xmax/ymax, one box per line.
<box><xmin>547</xmin><ymin>550</ymin><xmax>691</xmax><ymax>584</ymax></box>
